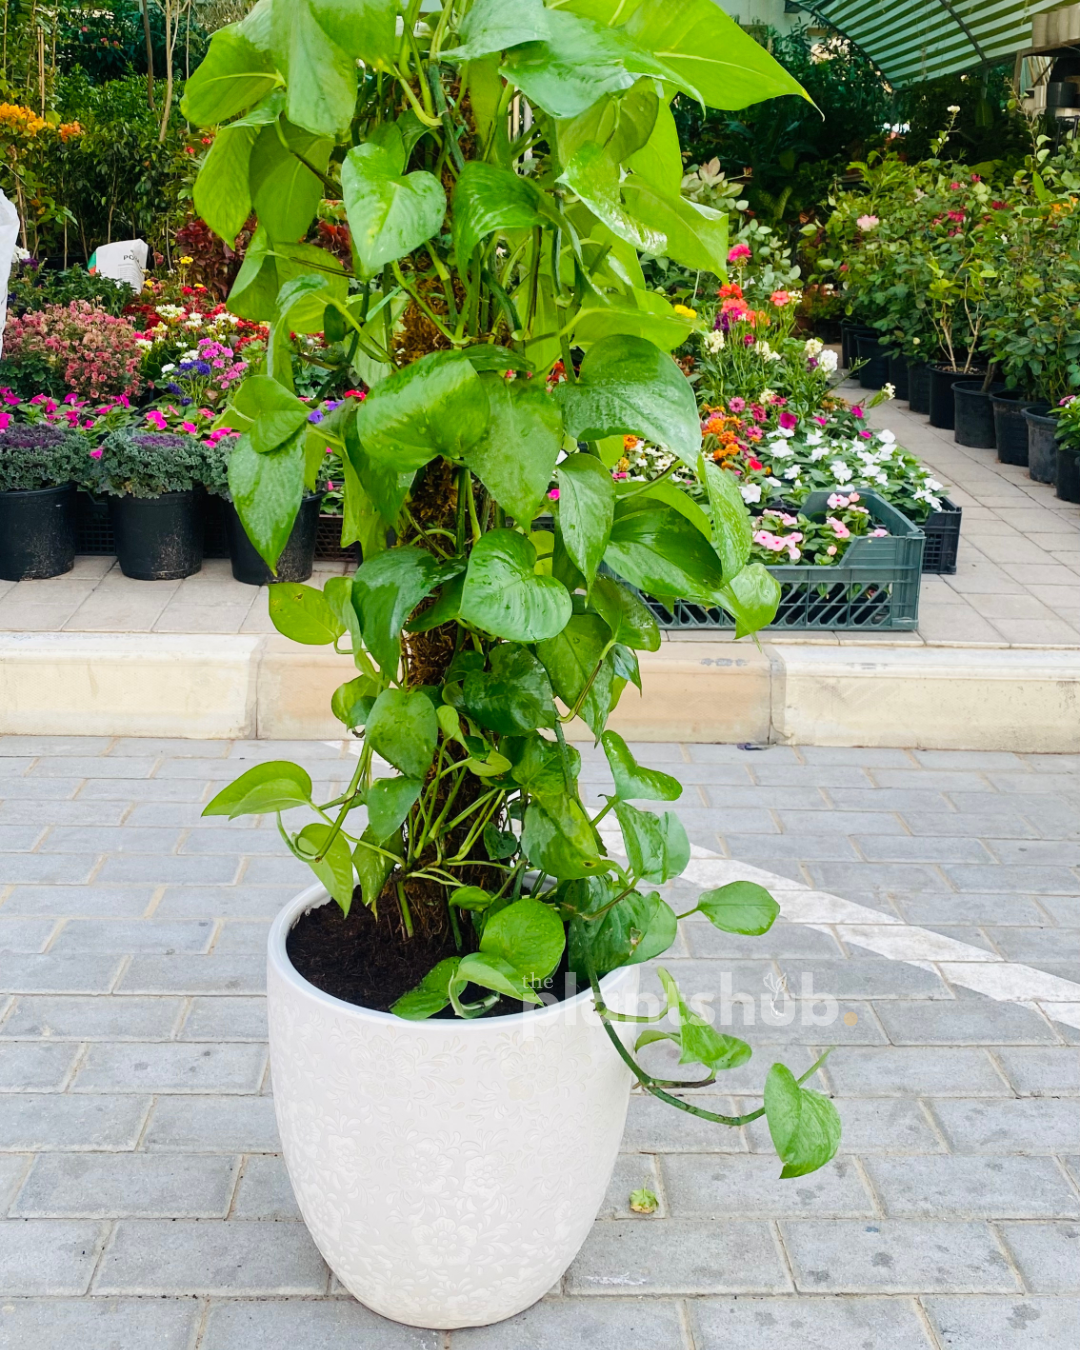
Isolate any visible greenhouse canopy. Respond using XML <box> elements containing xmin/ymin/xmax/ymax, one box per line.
<box><xmin>809</xmin><ymin>0</ymin><xmax>1063</xmax><ymax>85</ymax></box>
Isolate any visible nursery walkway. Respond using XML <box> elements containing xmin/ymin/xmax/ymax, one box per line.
<box><xmin>0</xmin><ymin>737</ymin><xmax>1078</xmax><ymax>1348</ymax></box>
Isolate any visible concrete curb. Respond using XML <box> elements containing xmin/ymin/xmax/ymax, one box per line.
<box><xmin>1</xmin><ymin>632</ymin><xmax>1078</xmax><ymax>750</ymax></box>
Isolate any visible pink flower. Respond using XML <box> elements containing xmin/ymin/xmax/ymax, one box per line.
<box><xmin>728</xmin><ymin>243</ymin><xmax>752</xmax><ymax>263</ymax></box>
<box><xmin>145</xmin><ymin>410</ymin><xmax>167</xmax><ymax>430</ymax></box>
<box><xmin>870</xmin><ymin>528</ymin><xmax>888</xmax><ymax>537</ymax></box>
<box><xmin>826</xmin><ymin>545</ymin><xmax>837</xmax><ymax>556</ymax></box>
<box><xmin>89</xmin><ymin>447</ymin><xmax>103</xmax><ymax>459</ymax></box>
<box><xmin>949</xmin><ymin>181</ymin><xmax>961</xmax><ymax>190</ymax></box>
<box><xmin>859</xmin><ymin>430</ymin><xmax>872</xmax><ymax>439</ymax></box>
<box><xmin>778</xmin><ymin>411</ymin><xmax>798</xmax><ymax>430</ymax></box>
<box><xmin>1</xmin><ymin>389</ymin><xmax>19</xmax><ymax>406</ymax></box>
<box><xmin>181</xmin><ymin>421</ymin><xmax>198</xmax><ymax>434</ymax></box>
<box><xmin>849</xmin><ymin>492</ymin><xmax>860</xmax><ymax>502</ymax></box>
<box><xmin>850</xmin><ymin>406</ymin><xmax>864</xmax><ymax>419</ymax></box>
<box><xmin>856</xmin><ymin>215</ymin><xmax>879</xmax><ymax>231</ymax></box>
<box><xmin>751</xmin><ymin>405</ymin><xmax>767</xmax><ymax>423</ymax></box>
<box><xmin>729</xmin><ymin>396</ymin><xmax>746</xmax><ymax>413</ymax></box>
<box><xmin>547</xmin><ymin>488</ymin><xmax>560</xmax><ymax>500</ymax></box>
<box><xmin>827</xmin><ymin>516</ymin><xmax>851</xmax><ymax>539</ymax></box>
<box><xmin>326</xmin><ymin>481</ymin><xmax>336</xmax><ymax>490</ymax></box>
<box><xmin>770</xmin><ymin>290</ymin><xmax>792</xmax><ymax>306</ymax></box>
<box><xmin>0</xmin><ymin>412</ymin><xmax>9</xmax><ymax>430</ymax></box>
<box><xmin>827</xmin><ymin>492</ymin><xmax>850</xmax><ymax>509</ymax></box>
<box><xmin>813</xmin><ymin>416</ymin><xmax>828</xmax><ymax>426</ymax></box>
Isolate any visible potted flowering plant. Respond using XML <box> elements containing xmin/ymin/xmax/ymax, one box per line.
<box><xmin>91</xmin><ymin>429</ymin><xmax>219</xmax><ymax>579</ymax></box>
<box><xmin>184</xmin><ymin>0</ymin><xmax>837</xmax><ymax>1330</ymax></box>
<box><xmin>0</xmin><ymin>422</ymin><xmax>85</xmax><ymax>580</ymax></box>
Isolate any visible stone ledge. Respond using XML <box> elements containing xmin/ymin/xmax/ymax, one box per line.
<box><xmin>1</xmin><ymin>632</ymin><xmax>1078</xmax><ymax>750</ymax></box>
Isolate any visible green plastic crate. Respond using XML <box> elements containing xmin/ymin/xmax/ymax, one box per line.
<box><xmin>637</xmin><ymin>490</ymin><xmax>925</xmax><ymax>632</ymax></box>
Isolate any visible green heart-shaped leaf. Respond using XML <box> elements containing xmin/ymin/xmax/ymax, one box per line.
<box><xmin>459</xmin><ymin>530</ymin><xmax>573</xmax><ymax>642</ymax></box>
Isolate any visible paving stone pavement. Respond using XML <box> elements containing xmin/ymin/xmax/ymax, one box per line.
<box><xmin>1</xmin><ymin>737</ymin><xmax>1078</xmax><ymax>1348</ymax></box>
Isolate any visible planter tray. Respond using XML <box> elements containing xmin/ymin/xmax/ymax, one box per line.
<box><xmin>921</xmin><ymin>496</ymin><xmax>961</xmax><ymax>575</ymax></box>
<box><xmin>315</xmin><ymin>513</ymin><xmax>360</xmax><ymax>564</ymax></box>
<box><xmin>75</xmin><ymin>491</ymin><xmax>230</xmax><ymax>559</ymax></box>
<box><xmin>631</xmin><ymin>490</ymin><xmax>924</xmax><ymax>632</ymax></box>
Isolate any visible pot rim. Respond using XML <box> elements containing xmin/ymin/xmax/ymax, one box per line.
<box><xmin>269</xmin><ymin>882</ymin><xmax>636</xmax><ymax>1031</ymax></box>
<box><xmin>0</xmin><ymin>480</ymin><xmax>76</xmax><ymax>499</ymax></box>
<box><xmin>109</xmin><ymin>487</ymin><xmax>202</xmax><ymax>502</ymax></box>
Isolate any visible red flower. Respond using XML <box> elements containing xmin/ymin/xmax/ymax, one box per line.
<box><xmin>746</xmin><ymin>457</ymin><xmax>763</xmax><ymax>471</ymax></box>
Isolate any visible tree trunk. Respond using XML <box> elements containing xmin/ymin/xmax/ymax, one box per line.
<box><xmin>142</xmin><ymin>0</ymin><xmax>155</xmax><ymax>109</ymax></box>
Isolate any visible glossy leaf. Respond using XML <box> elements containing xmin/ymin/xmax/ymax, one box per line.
<box><xmin>267</xmin><ymin>581</ymin><xmax>346</xmax><ymax>645</ymax></box>
<box><xmin>249</xmin><ymin>120</ymin><xmax>331</xmax><ymax>243</ymax></box>
<box><xmin>365</xmin><ymin>776</ymin><xmax>423</xmax><ymax>841</ymax></box>
<box><xmin>357</xmin><ymin>351</ymin><xmax>489</xmax><ymax>471</ymax></box>
<box><xmin>452</xmin><ymin>161</ymin><xmax>545</xmax><ymax>268</ymax></box>
<box><xmin>570</xmin><ymin>881</ymin><xmax>677</xmax><ymax>978</ymax></box>
<box><xmin>445</xmin><ymin>0</ymin><xmax>552</xmax><ymax>61</ymax></box>
<box><xmin>556</xmin><ymin>79</ymin><xmax>657</xmax><ymax>168</ymax></box>
<box><xmin>521</xmin><ymin>801</ymin><xmax>604</xmax><ymax>879</ymax></box>
<box><xmin>616</xmin><ymin>475</ymin><xmax>711</xmax><ymax>538</ymax></box>
<box><xmin>239</xmin><ymin>375</ymin><xmax>310</xmax><ymax>454</ymax></box>
<box><xmin>295</xmin><ymin>822</ymin><xmax>355</xmax><ymax>910</ymax></box>
<box><xmin>590</xmin><ymin>576</ymin><xmax>661</xmax><ymax>652</ymax></box>
<box><xmin>330</xmin><ymin>676</ymin><xmax>376</xmax><ymax>729</ymax></box>
<box><xmin>342</xmin><ymin>129</ymin><xmax>445</xmax><ymax>279</ymax></box>
<box><xmin>480</xmin><ymin>898</ymin><xmax>565</xmax><ymax>982</ymax></box>
<box><xmin>604</xmin><ymin>500</ymin><xmax>725</xmax><ymax>604</ymax></box>
<box><xmin>694</xmin><ymin>881</ymin><xmax>780</xmax><ymax>937</ymax></box>
<box><xmin>621</xmin><ymin>178</ymin><xmax>729</xmax><ymax>275</ymax></box>
<box><xmin>463</xmin><ymin>376</ymin><xmax>563</xmax><ymax>527</ymax></box>
<box><xmin>305</xmin><ymin>0</ymin><xmax>397</xmax><ymax>67</ymax></box>
<box><xmin>764</xmin><ymin>1062</ymin><xmax>842</xmax><ymax>1178</ymax></box>
<box><xmin>353</xmin><ymin>546</ymin><xmax>463</xmax><ymax>675</ymax></box>
<box><xmin>625</xmin><ymin>95</ymin><xmax>682</xmax><ymax>193</ymax></box>
<box><xmin>202</xmin><ymin>760</ymin><xmax>312</xmax><ymax>818</ymax></box>
<box><xmin>536</xmin><ymin>614</ymin><xmax>613</xmax><ymax>738</ymax></box>
<box><xmin>573</xmin><ymin>289</ymin><xmax>695</xmax><ymax>351</ymax></box>
<box><xmin>613</xmin><ymin>800</ymin><xmax>689</xmax><ymax>885</ymax></box>
<box><xmin>365</xmin><ymin>689</ymin><xmax>438</xmax><ymax>780</ymax></box>
<box><xmin>451</xmin><ymin>886</ymin><xmax>497</xmax><ymax>913</ymax></box>
<box><xmin>391</xmin><ymin>956</ymin><xmax>461</xmax><ymax>1020</ymax></box>
<box><xmin>554</xmin><ymin>334</ymin><xmax>699</xmax><ymax>466</ymax></box>
<box><xmin>352</xmin><ymin>824</ymin><xmax>401</xmax><ymax>911</ymax></box>
<box><xmin>228</xmin><ymin>229</ymin><xmax>346</xmax><ymax>324</ymax></box>
<box><xmin>601</xmin><ymin>730</ymin><xmax>681</xmax><ymax>802</ymax></box>
<box><xmin>509</xmin><ymin>734</ymin><xmax>581</xmax><ymax>804</ymax></box>
<box><xmin>181</xmin><ymin>27</ymin><xmax>279</xmax><ymax>125</ymax></box>
<box><xmin>459</xmin><ymin>530</ymin><xmax>573</xmax><ymax>643</ymax></box>
<box><xmin>556</xmin><ymin>453</ymin><xmax>615</xmax><ymax>591</ymax></box>
<box><xmin>194</xmin><ymin>125</ymin><xmax>257</xmax><ymax>244</ymax></box>
<box><xmin>699</xmin><ymin>454</ymin><xmax>752</xmax><ymax>581</ymax></box>
<box><xmin>227</xmin><ymin>431</ymin><xmax>304</xmax><ymax>569</ymax></box>
<box><xmin>646</xmin><ymin>967</ymin><xmax>752</xmax><ymax>1072</ymax></box>
<box><xmin>717</xmin><ymin>562</ymin><xmax>781</xmax><ymax>639</ymax></box>
<box><xmin>460</xmin><ymin>644</ymin><xmax>556</xmax><ymax>735</ymax></box>
<box><xmin>268</xmin><ymin>0</ymin><xmax>358</xmax><ymax>137</ymax></box>
<box><xmin>626</xmin><ymin>0</ymin><xmax>809</xmax><ymax>110</ymax></box>
<box><xmin>457</xmin><ymin>952</ymin><xmax>542</xmax><ymax>1005</ymax></box>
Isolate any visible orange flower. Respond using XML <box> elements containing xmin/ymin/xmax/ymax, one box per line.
<box><xmin>622</xmin><ymin>433</ymin><xmax>638</xmax><ymax>451</ymax></box>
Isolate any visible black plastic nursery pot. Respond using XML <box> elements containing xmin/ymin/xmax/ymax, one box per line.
<box><xmin>953</xmin><ymin>381</ymin><xmax>1006</xmax><ymax>449</ymax></box>
<box><xmin>109</xmin><ymin>491</ymin><xmax>204</xmax><ymax>580</ymax></box>
<box><xmin>887</xmin><ymin>353</ymin><xmax>909</xmax><ymax>401</ymax></box>
<box><xmin>907</xmin><ymin>361</ymin><xmax>931</xmax><ymax>415</ymax></box>
<box><xmin>1023</xmin><ymin>406</ymin><xmax>1057</xmax><ymax>485</ymax></box>
<box><xmin>1058</xmin><ymin>445</ymin><xmax>1080</xmax><ymax>503</ymax></box>
<box><xmin>928</xmin><ymin>366</ymin><xmax>985</xmax><ymax>431</ymax></box>
<box><xmin>991</xmin><ymin>391</ymin><xmax>1037</xmax><ymax>466</ymax></box>
<box><xmin>855</xmin><ymin>332</ymin><xmax>890</xmax><ymax>390</ymax></box>
<box><xmin>841</xmin><ymin>320</ymin><xmax>874</xmax><ymax>370</ymax></box>
<box><xmin>226</xmin><ymin>493</ymin><xmax>324</xmax><ymax>585</ymax></box>
<box><xmin>0</xmin><ymin>482</ymin><xmax>77</xmax><ymax>582</ymax></box>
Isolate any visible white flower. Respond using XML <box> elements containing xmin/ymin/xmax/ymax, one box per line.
<box><xmin>809</xmin><ymin>446</ymin><xmax>828</xmax><ymax>462</ymax></box>
<box><xmin>805</xmin><ymin>430</ymin><xmax>824</xmax><ymax>446</ymax></box>
<box><xmin>947</xmin><ymin>104</ymin><xmax>960</xmax><ymax>113</ymax></box>
<box><xmin>818</xmin><ymin>349</ymin><xmax>838</xmax><ymax>374</ymax></box>
<box><xmin>876</xmin><ymin>429</ymin><xmax>896</xmax><ymax>444</ymax></box>
<box><xmin>804</xmin><ymin>337</ymin><xmax>824</xmax><ymax>358</ymax></box>
<box><xmin>759</xmin><ymin>389</ymin><xmax>775</xmax><ymax>404</ymax></box>
<box><xmin>704</xmin><ymin>329</ymin><xmax>725</xmax><ymax>353</ymax></box>
<box><xmin>766</xmin><ymin>476</ymin><xmax>782</xmax><ymax>488</ymax></box>
<box><xmin>882</xmin><ymin>382</ymin><xmax>896</xmax><ymax>400</ymax></box>
<box><xmin>754</xmin><ymin>339</ymin><xmax>774</xmax><ymax>358</ymax></box>
<box><xmin>767</xmin><ymin>442</ymin><xmax>795</xmax><ymax>460</ymax></box>
<box><xmin>830</xmin><ymin>460</ymin><xmax>853</xmax><ymax>483</ymax></box>
<box><xmin>774</xmin><ymin>426</ymin><xmax>796</xmax><ymax>439</ymax></box>
<box><xmin>783</xmin><ymin>465</ymin><xmax>802</xmax><ymax>480</ymax></box>
<box><xmin>161</xmin><ymin>363</ymin><xmax>176</xmax><ymax>373</ymax></box>
<box><xmin>925</xmin><ymin>477</ymin><xmax>943</xmax><ymax>491</ymax></box>
<box><xmin>740</xmin><ymin>483</ymin><xmax>762</xmax><ymax>504</ymax></box>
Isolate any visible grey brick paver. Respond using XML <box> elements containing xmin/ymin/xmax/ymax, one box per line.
<box><xmin>997</xmin><ymin>1222</ymin><xmax>1080</xmax><ymax>1293</ymax></box>
<box><xmin>0</xmin><ymin>1298</ymin><xmax>199</xmax><ymax>1350</ymax></box>
<box><xmin>202</xmin><ymin>1299</ymin><xmax>442</xmax><ymax>1350</ymax></box>
<box><xmin>923</xmin><ymin>1295</ymin><xmax>1080</xmax><ymax>1347</ymax></box>
<box><xmin>1</xmin><ymin>995</ymin><xmax>184</xmax><ymax>1040</ymax></box>
<box><xmin>74</xmin><ymin>1042</ymin><xmax>266</xmax><ymax>1094</ymax></box>
<box><xmin>864</xmin><ymin>1156</ymin><xmax>1080</xmax><ymax>1219</ymax></box>
<box><xmin>0</xmin><ymin>1219</ymin><xmax>107</xmax><ymax>1294</ymax></box>
<box><xmin>13</xmin><ymin>1152</ymin><xmax>240</xmax><ymax>1217</ymax></box>
<box><xmin>93</xmin><ymin>1218</ymin><xmax>329</xmax><ymax>1294</ymax></box>
<box><xmin>689</xmin><ymin>1295</ymin><xmax>935</xmax><ymax>1349</ymax></box>
<box><xmin>566</xmin><ymin>1218</ymin><xmax>791</xmax><ymax>1294</ymax></box>
<box><xmin>3</xmin><ymin>737</ymin><xmax>1079</xmax><ymax>1337</ymax></box>
<box><xmin>780</xmin><ymin>1219</ymin><xmax>1019</xmax><ymax>1292</ymax></box>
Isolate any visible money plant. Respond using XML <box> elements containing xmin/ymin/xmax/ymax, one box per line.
<box><xmin>187</xmin><ymin>0</ymin><xmax>840</xmax><ymax>1178</ymax></box>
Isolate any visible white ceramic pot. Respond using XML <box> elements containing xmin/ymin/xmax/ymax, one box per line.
<box><xmin>267</xmin><ymin>885</ymin><xmax>640</xmax><ymax>1330</ymax></box>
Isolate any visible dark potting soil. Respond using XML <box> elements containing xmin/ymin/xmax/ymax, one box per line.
<box><xmin>286</xmin><ymin>895</ymin><xmax>578</xmax><ymax>1018</ymax></box>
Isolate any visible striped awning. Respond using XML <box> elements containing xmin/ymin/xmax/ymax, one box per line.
<box><xmin>809</xmin><ymin>1</ymin><xmax>1062</xmax><ymax>85</ymax></box>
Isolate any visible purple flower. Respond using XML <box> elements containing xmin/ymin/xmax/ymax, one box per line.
<box><xmin>307</xmin><ymin>409</ymin><xmax>325</xmax><ymax>424</ymax></box>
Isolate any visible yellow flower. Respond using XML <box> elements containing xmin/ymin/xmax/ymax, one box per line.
<box><xmin>673</xmin><ymin>303</ymin><xmax>697</xmax><ymax>318</ymax></box>
<box><xmin>179</xmin><ymin>256</ymin><xmax>194</xmax><ymax>266</ymax></box>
